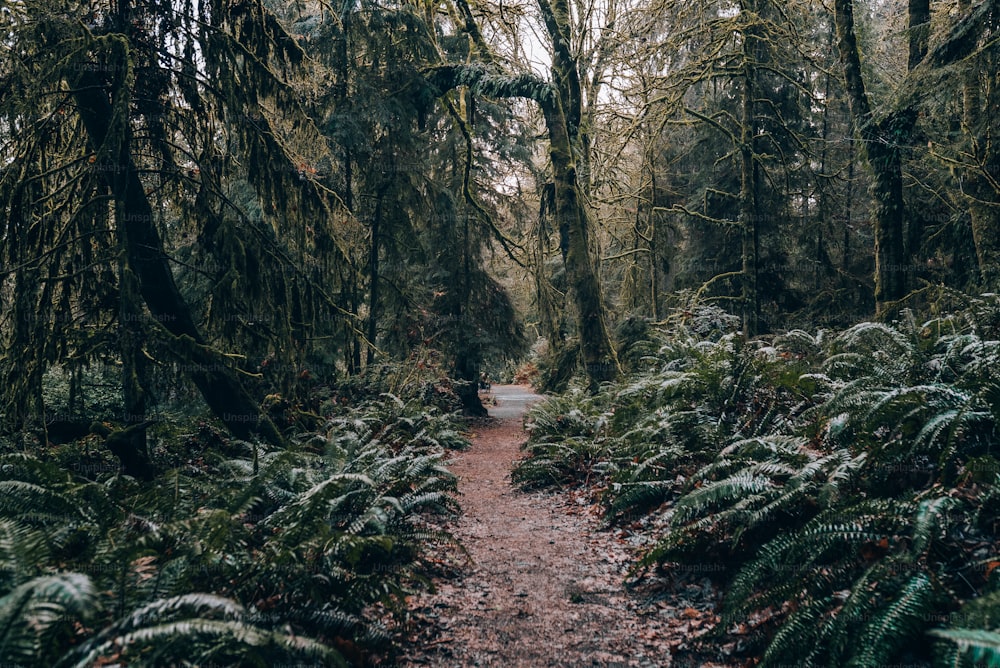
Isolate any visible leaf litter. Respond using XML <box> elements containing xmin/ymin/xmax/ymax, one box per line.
<box><xmin>396</xmin><ymin>386</ymin><xmax>740</xmax><ymax>667</ymax></box>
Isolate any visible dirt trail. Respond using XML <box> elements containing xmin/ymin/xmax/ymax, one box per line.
<box><xmin>400</xmin><ymin>385</ymin><xmax>724</xmax><ymax>668</ymax></box>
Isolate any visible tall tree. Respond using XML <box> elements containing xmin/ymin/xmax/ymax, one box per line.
<box><xmin>956</xmin><ymin>0</ymin><xmax>1000</xmax><ymax>288</ymax></box>
<box><xmin>281</xmin><ymin>0</ymin><xmax>529</xmax><ymax>412</ymax></box>
<box><xmin>0</xmin><ymin>0</ymin><xmax>358</xmax><ymax>461</ymax></box>
<box><xmin>833</xmin><ymin>0</ymin><xmax>914</xmax><ymax>311</ymax></box>
<box><xmin>427</xmin><ymin>0</ymin><xmax>621</xmax><ymax>389</ymax></box>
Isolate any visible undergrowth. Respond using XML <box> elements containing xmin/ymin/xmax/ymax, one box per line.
<box><xmin>513</xmin><ymin>298</ymin><xmax>1000</xmax><ymax>667</ymax></box>
<box><xmin>0</xmin><ymin>393</ymin><xmax>466</xmax><ymax>666</ymax></box>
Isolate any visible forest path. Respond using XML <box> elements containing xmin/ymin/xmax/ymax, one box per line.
<box><xmin>399</xmin><ymin>385</ymin><xmax>723</xmax><ymax>667</ymax></box>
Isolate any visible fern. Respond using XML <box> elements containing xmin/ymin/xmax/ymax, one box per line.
<box><xmin>535</xmin><ymin>306</ymin><xmax>1000</xmax><ymax>666</ymax></box>
<box><xmin>931</xmin><ymin>628</ymin><xmax>1000</xmax><ymax>667</ymax></box>
<box><xmin>0</xmin><ymin>573</ymin><xmax>98</xmax><ymax>666</ymax></box>
<box><xmin>0</xmin><ymin>519</ymin><xmax>50</xmax><ymax>589</ymax></box>
<box><xmin>852</xmin><ymin>573</ymin><xmax>936</xmax><ymax>667</ymax></box>
<box><xmin>759</xmin><ymin>595</ymin><xmax>830</xmax><ymax>667</ymax></box>
<box><xmin>57</xmin><ymin>595</ymin><xmax>346</xmax><ymax>667</ymax></box>
<box><xmin>0</xmin><ymin>394</ymin><xmax>466</xmax><ymax>664</ymax></box>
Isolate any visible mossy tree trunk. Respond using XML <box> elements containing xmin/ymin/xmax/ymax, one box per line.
<box><xmin>539</xmin><ymin>100</ymin><xmax>618</xmax><ymax>388</ymax></box>
<box><xmin>429</xmin><ymin>0</ymin><xmax>619</xmax><ymax>391</ymax></box>
<box><xmin>833</xmin><ymin>0</ymin><xmax>910</xmax><ymax>312</ymax></box>
<box><xmin>740</xmin><ymin>2</ymin><xmax>762</xmax><ymax>337</ymax></box>
<box><xmin>958</xmin><ymin>0</ymin><xmax>1000</xmax><ymax>289</ymax></box>
<box><xmin>71</xmin><ymin>66</ymin><xmax>284</xmax><ymax>449</ymax></box>
<box><xmin>117</xmin><ymin>256</ymin><xmax>154</xmax><ymax>479</ymax></box>
<box><xmin>537</xmin><ymin>0</ymin><xmax>619</xmax><ymax>389</ymax></box>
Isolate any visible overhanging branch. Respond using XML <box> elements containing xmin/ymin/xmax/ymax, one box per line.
<box><xmin>423</xmin><ymin>63</ymin><xmax>556</xmax><ymax>108</ymax></box>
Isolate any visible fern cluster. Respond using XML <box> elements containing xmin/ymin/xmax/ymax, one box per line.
<box><xmin>516</xmin><ymin>300</ymin><xmax>1000</xmax><ymax>666</ymax></box>
<box><xmin>0</xmin><ymin>394</ymin><xmax>464</xmax><ymax>666</ymax></box>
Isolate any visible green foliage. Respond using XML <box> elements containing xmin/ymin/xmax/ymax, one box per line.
<box><xmin>512</xmin><ymin>390</ymin><xmax>613</xmax><ymax>488</ymax></box>
<box><xmin>932</xmin><ymin>590</ymin><xmax>1000</xmax><ymax>667</ymax></box>
<box><xmin>0</xmin><ymin>574</ymin><xmax>98</xmax><ymax>666</ymax></box>
<box><xmin>0</xmin><ymin>399</ymin><xmax>465</xmax><ymax>665</ymax></box>
<box><xmin>933</xmin><ymin>628</ymin><xmax>1000</xmax><ymax>667</ymax></box>
<box><xmin>516</xmin><ymin>300</ymin><xmax>1000</xmax><ymax>665</ymax></box>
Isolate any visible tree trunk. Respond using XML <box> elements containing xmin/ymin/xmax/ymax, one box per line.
<box><xmin>740</xmin><ymin>11</ymin><xmax>761</xmax><ymax>336</ymax></box>
<box><xmin>959</xmin><ymin>0</ymin><xmax>1000</xmax><ymax>289</ymax></box>
<box><xmin>648</xmin><ymin>159</ymin><xmax>661</xmax><ymax>320</ymax></box>
<box><xmin>833</xmin><ymin>0</ymin><xmax>910</xmax><ymax>311</ymax></box>
<box><xmin>71</xmin><ymin>70</ymin><xmax>284</xmax><ymax>448</ymax></box>
<box><xmin>864</xmin><ymin>119</ymin><xmax>909</xmax><ymax>306</ymax></box>
<box><xmin>908</xmin><ymin>0</ymin><xmax>931</xmax><ymax>70</ymax></box>
<box><xmin>366</xmin><ymin>193</ymin><xmax>383</xmax><ymax>366</ymax></box>
<box><xmin>537</xmin><ymin>0</ymin><xmax>619</xmax><ymax>388</ymax></box>
<box><xmin>844</xmin><ymin>146</ymin><xmax>855</xmax><ymax>275</ymax></box>
<box><xmin>424</xmin><ymin>57</ymin><xmax>618</xmax><ymax>389</ymax></box>
<box><xmin>4</xmin><ymin>180</ymin><xmax>45</xmax><ymax>430</ymax></box>
<box><xmin>904</xmin><ymin>0</ymin><xmax>931</xmax><ymax>268</ymax></box>
<box><xmin>456</xmin><ymin>211</ymin><xmax>487</xmax><ymax>416</ymax></box>
<box><xmin>117</xmin><ymin>257</ymin><xmax>155</xmax><ymax>479</ymax></box>
<box><xmin>540</xmin><ymin>100</ymin><xmax>618</xmax><ymax>388</ymax></box>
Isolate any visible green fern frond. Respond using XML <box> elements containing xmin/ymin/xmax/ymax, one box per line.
<box><xmin>0</xmin><ymin>519</ymin><xmax>50</xmax><ymax>588</ymax></box>
<box><xmin>0</xmin><ymin>573</ymin><xmax>98</xmax><ymax>665</ymax></box>
<box><xmin>930</xmin><ymin>628</ymin><xmax>1000</xmax><ymax>667</ymax></box>
<box><xmin>836</xmin><ymin>321</ymin><xmax>917</xmax><ymax>359</ymax></box>
<box><xmin>759</xmin><ymin>595</ymin><xmax>830</xmax><ymax>666</ymax></box>
<box><xmin>673</xmin><ymin>471</ymin><xmax>776</xmax><ymax>523</ymax></box>
<box><xmin>912</xmin><ymin>496</ymin><xmax>957</xmax><ymax>555</ymax></box>
<box><xmin>773</xmin><ymin>328</ymin><xmax>826</xmax><ymax>358</ymax></box>
<box><xmin>0</xmin><ymin>480</ymin><xmax>87</xmax><ymax>523</ymax></box>
<box><xmin>852</xmin><ymin>573</ymin><xmax>936</xmax><ymax>667</ymax></box>
<box><xmin>606</xmin><ymin>480</ymin><xmax>675</xmax><ymax>520</ymax></box>
<box><xmin>820</xmin><ymin>561</ymin><xmax>891</xmax><ymax>662</ymax></box>
<box><xmin>62</xmin><ymin>618</ymin><xmax>346</xmax><ymax>668</ymax></box>
<box><xmin>727</xmin><ymin>505</ymin><xmax>896</xmax><ymax>603</ymax></box>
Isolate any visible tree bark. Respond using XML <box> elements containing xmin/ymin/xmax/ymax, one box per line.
<box><xmin>537</xmin><ymin>0</ymin><xmax>618</xmax><ymax>388</ymax></box>
<box><xmin>540</xmin><ymin>100</ymin><xmax>618</xmax><ymax>388</ymax></box>
<box><xmin>117</xmin><ymin>257</ymin><xmax>155</xmax><ymax>479</ymax></box>
<box><xmin>71</xmin><ymin>68</ymin><xmax>284</xmax><ymax>448</ymax></box>
<box><xmin>833</xmin><ymin>0</ymin><xmax>909</xmax><ymax>311</ymax></box>
<box><xmin>366</xmin><ymin>192</ymin><xmax>383</xmax><ymax>366</ymax></box>
<box><xmin>648</xmin><ymin>157</ymin><xmax>661</xmax><ymax>320</ymax></box>
<box><xmin>904</xmin><ymin>0</ymin><xmax>931</xmax><ymax>268</ymax></box>
<box><xmin>740</xmin><ymin>4</ymin><xmax>761</xmax><ymax>336</ymax></box>
<box><xmin>432</xmin><ymin>0</ymin><xmax>619</xmax><ymax>388</ymax></box>
<box><xmin>908</xmin><ymin>0</ymin><xmax>931</xmax><ymax>70</ymax></box>
<box><xmin>958</xmin><ymin>0</ymin><xmax>1000</xmax><ymax>288</ymax></box>
<box><xmin>455</xmin><ymin>210</ymin><xmax>487</xmax><ymax>416</ymax></box>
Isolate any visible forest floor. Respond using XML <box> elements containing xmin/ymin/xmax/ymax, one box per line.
<box><xmin>397</xmin><ymin>385</ymin><xmax>739</xmax><ymax>668</ymax></box>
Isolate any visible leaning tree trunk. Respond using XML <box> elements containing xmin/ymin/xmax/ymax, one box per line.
<box><xmin>117</xmin><ymin>256</ymin><xmax>155</xmax><ymax>479</ymax></box>
<box><xmin>71</xmin><ymin>67</ymin><xmax>284</xmax><ymax>449</ymax></box>
<box><xmin>834</xmin><ymin>0</ymin><xmax>910</xmax><ymax>312</ymax></box>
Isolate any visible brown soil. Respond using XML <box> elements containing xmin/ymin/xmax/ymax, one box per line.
<box><xmin>398</xmin><ymin>385</ymin><xmax>737</xmax><ymax>668</ymax></box>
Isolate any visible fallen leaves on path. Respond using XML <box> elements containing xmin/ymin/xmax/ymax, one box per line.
<box><xmin>395</xmin><ymin>386</ymin><xmax>741</xmax><ymax>668</ymax></box>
